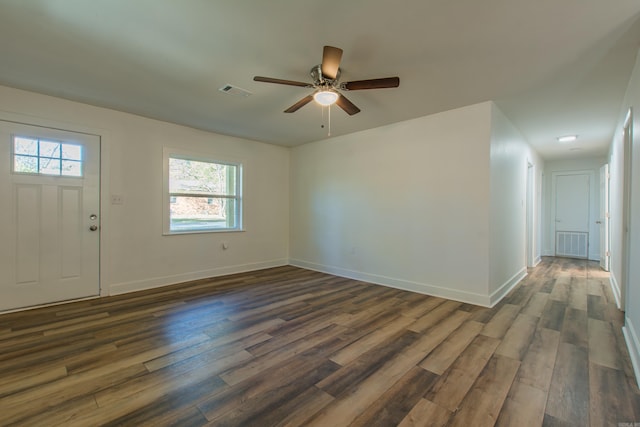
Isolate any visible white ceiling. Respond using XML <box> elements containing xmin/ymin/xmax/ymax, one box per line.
<box><xmin>1</xmin><ymin>1</ymin><xmax>639</xmax><ymax>160</ymax></box>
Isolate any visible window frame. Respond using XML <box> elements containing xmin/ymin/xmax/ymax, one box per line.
<box><xmin>11</xmin><ymin>134</ymin><xmax>84</xmax><ymax>178</ymax></box>
<box><xmin>163</xmin><ymin>148</ymin><xmax>243</xmax><ymax>235</ymax></box>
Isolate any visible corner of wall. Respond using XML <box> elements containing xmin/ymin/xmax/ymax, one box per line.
<box><xmin>488</xmin><ymin>267</ymin><xmax>528</xmax><ymax>307</ymax></box>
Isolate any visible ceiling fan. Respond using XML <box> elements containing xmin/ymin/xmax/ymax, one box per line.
<box><xmin>253</xmin><ymin>46</ymin><xmax>400</xmax><ymax>115</ymax></box>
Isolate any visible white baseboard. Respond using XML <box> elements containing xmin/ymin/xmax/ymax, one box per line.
<box><xmin>609</xmin><ymin>273</ymin><xmax>622</xmax><ymax>310</ymax></box>
<box><xmin>289</xmin><ymin>259</ymin><xmax>492</xmax><ymax>307</ymax></box>
<box><xmin>533</xmin><ymin>256</ymin><xmax>542</xmax><ymax>267</ymax></box>
<box><xmin>489</xmin><ymin>267</ymin><xmax>528</xmax><ymax>307</ymax></box>
<box><xmin>108</xmin><ymin>259</ymin><xmax>289</xmax><ymax>296</ymax></box>
<box><xmin>623</xmin><ymin>318</ymin><xmax>640</xmax><ymax>389</ymax></box>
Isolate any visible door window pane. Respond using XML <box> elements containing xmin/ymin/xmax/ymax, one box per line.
<box><xmin>40</xmin><ymin>140</ymin><xmax>60</xmax><ymax>158</ymax></box>
<box><xmin>13</xmin><ymin>155</ymin><xmax>38</xmax><ymax>173</ymax></box>
<box><xmin>40</xmin><ymin>158</ymin><xmax>61</xmax><ymax>175</ymax></box>
<box><xmin>12</xmin><ymin>136</ymin><xmax>84</xmax><ymax>177</ymax></box>
<box><xmin>62</xmin><ymin>160</ymin><xmax>83</xmax><ymax>176</ymax></box>
<box><xmin>62</xmin><ymin>144</ymin><xmax>82</xmax><ymax>161</ymax></box>
<box><xmin>14</xmin><ymin>137</ymin><xmax>38</xmax><ymax>155</ymax></box>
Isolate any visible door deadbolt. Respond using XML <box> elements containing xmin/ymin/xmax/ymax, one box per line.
<box><xmin>89</xmin><ymin>225</ymin><xmax>98</xmax><ymax>231</ymax></box>
<box><xmin>90</xmin><ymin>214</ymin><xmax>97</xmax><ymax>220</ymax></box>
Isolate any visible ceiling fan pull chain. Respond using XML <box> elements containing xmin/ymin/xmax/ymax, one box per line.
<box><xmin>328</xmin><ymin>104</ymin><xmax>332</xmax><ymax>137</ymax></box>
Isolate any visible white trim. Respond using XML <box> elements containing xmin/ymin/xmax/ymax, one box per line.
<box><xmin>0</xmin><ymin>295</ymin><xmax>100</xmax><ymax>315</ymax></box>
<box><xmin>622</xmin><ymin>318</ymin><xmax>640</xmax><ymax>389</ymax></box>
<box><xmin>533</xmin><ymin>256</ymin><xmax>542</xmax><ymax>267</ymax></box>
<box><xmin>489</xmin><ymin>267</ymin><xmax>528</xmax><ymax>307</ymax></box>
<box><xmin>621</xmin><ymin>107</ymin><xmax>633</xmax><ymax>312</ymax></box>
<box><xmin>289</xmin><ymin>258</ymin><xmax>493</xmax><ymax>307</ymax></box>
<box><xmin>609</xmin><ymin>273</ymin><xmax>622</xmax><ymax>310</ymax></box>
<box><xmin>109</xmin><ymin>259</ymin><xmax>288</xmax><ymax>295</ymax></box>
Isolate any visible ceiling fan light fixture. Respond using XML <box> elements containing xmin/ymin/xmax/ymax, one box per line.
<box><xmin>313</xmin><ymin>90</ymin><xmax>339</xmax><ymax>106</ymax></box>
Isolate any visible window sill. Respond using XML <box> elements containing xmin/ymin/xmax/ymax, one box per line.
<box><xmin>163</xmin><ymin>228</ymin><xmax>245</xmax><ymax>236</ymax></box>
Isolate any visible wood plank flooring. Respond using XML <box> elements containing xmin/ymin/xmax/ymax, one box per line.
<box><xmin>0</xmin><ymin>257</ymin><xmax>639</xmax><ymax>426</ymax></box>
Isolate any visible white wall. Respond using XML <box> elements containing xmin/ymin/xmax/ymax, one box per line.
<box><xmin>0</xmin><ymin>85</ymin><xmax>290</xmax><ymax>296</ymax></box>
<box><xmin>1</xmin><ymin>85</ymin><xmax>543</xmax><ymax>310</ymax></box>
<box><xmin>290</xmin><ymin>101</ymin><xmax>542</xmax><ymax>307</ymax></box>
<box><xmin>291</xmin><ymin>102</ymin><xmax>497</xmax><ymax>305</ymax></box>
<box><xmin>489</xmin><ymin>104</ymin><xmax>543</xmax><ymax>301</ymax></box>
<box><xmin>542</xmin><ymin>157</ymin><xmax>606</xmax><ymax>261</ymax></box>
<box><xmin>610</xmin><ymin>48</ymin><xmax>640</xmax><ymax>386</ymax></box>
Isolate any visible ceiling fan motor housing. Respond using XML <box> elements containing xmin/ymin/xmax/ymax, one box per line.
<box><xmin>311</xmin><ymin>65</ymin><xmax>341</xmax><ymax>87</ymax></box>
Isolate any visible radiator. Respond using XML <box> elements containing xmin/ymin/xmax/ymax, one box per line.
<box><xmin>555</xmin><ymin>231</ymin><xmax>588</xmax><ymax>258</ymax></box>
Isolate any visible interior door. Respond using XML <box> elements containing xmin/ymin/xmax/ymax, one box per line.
<box><xmin>599</xmin><ymin>164</ymin><xmax>610</xmax><ymax>271</ymax></box>
<box><xmin>555</xmin><ymin>173</ymin><xmax>590</xmax><ymax>258</ymax></box>
<box><xmin>555</xmin><ymin>174</ymin><xmax>590</xmax><ymax>231</ymax></box>
<box><xmin>0</xmin><ymin>121</ymin><xmax>100</xmax><ymax>311</ymax></box>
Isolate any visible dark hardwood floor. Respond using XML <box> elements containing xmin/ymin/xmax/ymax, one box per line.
<box><xmin>0</xmin><ymin>257</ymin><xmax>639</xmax><ymax>426</ymax></box>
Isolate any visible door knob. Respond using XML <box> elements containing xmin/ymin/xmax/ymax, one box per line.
<box><xmin>89</xmin><ymin>225</ymin><xmax>98</xmax><ymax>231</ymax></box>
<box><xmin>596</xmin><ymin>220</ymin><xmax>602</xmax><ymax>224</ymax></box>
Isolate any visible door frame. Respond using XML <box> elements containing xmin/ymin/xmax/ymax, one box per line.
<box><xmin>526</xmin><ymin>161</ymin><xmax>535</xmax><ymax>267</ymax></box>
<box><xmin>621</xmin><ymin>108</ymin><xmax>633</xmax><ymax>311</ymax></box>
<box><xmin>0</xmin><ymin>111</ymin><xmax>109</xmax><ymax>307</ymax></box>
<box><xmin>599</xmin><ymin>164</ymin><xmax>610</xmax><ymax>272</ymax></box>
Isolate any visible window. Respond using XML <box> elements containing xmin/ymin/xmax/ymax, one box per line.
<box><xmin>12</xmin><ymin>136</ymin><xmax>83</xmax><ymax>177</ymax></box>
<box><xmin>165</xmin><ymin>153</ymin><xmax>242</xmax><ymax>234</ymax></box>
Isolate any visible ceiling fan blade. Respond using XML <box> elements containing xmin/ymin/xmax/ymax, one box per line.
<box><xmin>254</xmin><ymin>76</ymin><xmax>312</xmax><ymax>88</ymax></box>
<box><xmin>321</xmin><ymin>46</ymin><xmax>343</xmax><ymax>80</ymax></box>
<box><xmin>336</xmin><ymin>93</ymin><xmax>361</xmax><ymax>115</ymax></box>
<box><xmin>342</xmin><ymin>77</ymin><xmax>400</xmax><ymax>90</ymax></box>
<box><xmin>284</xmin><ymin>95</ymin><xmax>314</xmax><ymax>113</ymax></box>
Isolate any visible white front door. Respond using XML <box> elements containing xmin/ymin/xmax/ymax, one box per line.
<box><xmin>0</xmin><ymin>121</ymin><xmax>100</xmax><ymax>311</ymax></box>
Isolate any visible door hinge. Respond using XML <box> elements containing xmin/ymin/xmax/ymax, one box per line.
<box><xmin>606</xmin><ymin>251</ymin><xmax>610</xmax><ymax>257</ymax></box>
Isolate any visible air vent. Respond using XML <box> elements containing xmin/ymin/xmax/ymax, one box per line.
<box><xmin>556</xmin><ymin>231</ymin><xmax>588</xmax><ymax>259</ymax></box>
<box><xmin>219</xmin><ymin>84</ymin><xmax>252</xmax><ymax>97</ymax></box>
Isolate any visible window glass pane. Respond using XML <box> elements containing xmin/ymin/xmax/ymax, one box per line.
<box><xmin>14</xmin><ymin>155</ymin><xmax>38</xmax><ymax>173</ymax></box>
<box><xmin>169</xmin><ymin>196</ymin><xmax>236</xmax><ymax>231</ymax></box>
<box><xmin>61</xmin><ymin>160</ymin><xmax>82</xmax><ymax>177</ymax></box>
<box><xmin>62</xmin><ymin>144</ymin><xmax>82</xmax><ymax>161</ymax></box>
<box><xmin>39</xmin><ymin>158</ymin><xmax>61</xmax><ymax>175</ymax></box>
<box><xmin>12</xmin><ymin>136</ymin><xmax>84</xmax><ymax>178</ymax></box>
<box><xmin>14</xmin><ymin>137</ymin><xmax>38</xmax><ymax>155</ymax></box>
<box><xmin>40</xmin><ymin>140</ymin><xmax>61</xmax><ymax>158</ymax></box>
<box><xmin>169</xmin><ymin>158</ymin><xmax>236</xmax><ymax>195</ymax></box>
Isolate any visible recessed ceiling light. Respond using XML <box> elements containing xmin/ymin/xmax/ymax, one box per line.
<box><xmin>557</xmin><ymin>135</ymin><xmax>578</xmax><ymax>143</ymax></box>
